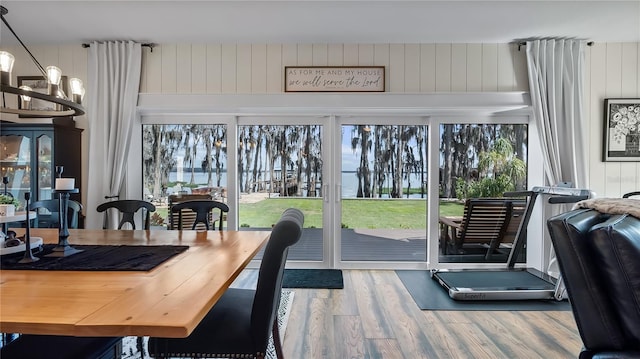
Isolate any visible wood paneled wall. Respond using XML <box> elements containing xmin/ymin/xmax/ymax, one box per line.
<box><xmin>138</xmin><ymin>44</ymin><xmax>529</xmax><ymax>94</ymax></box>
<box><xmin>587</xmin><ymin>43</ymin><xmax>640</xmax><ymax>197</ymax></box>
<box><xmin>2</xmin><ymin>42</ymin><xmax>639</xmax><ymax>199</ymax></box>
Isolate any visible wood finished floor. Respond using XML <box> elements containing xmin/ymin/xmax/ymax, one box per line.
<box><xmin>234</xmin><ymin>269</ymin><xmax>582</xmax><ymax>359</ymax></box>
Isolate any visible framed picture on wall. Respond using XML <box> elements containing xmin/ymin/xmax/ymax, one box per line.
<box><xmin>603</xmin><ymin>98</ymin><xmax>640</xmax><ymax>162</ymax></box>
<box><xmin>16</xmin><ymin>75</ymin><xmax>69</xmax><ymax>117</ymax></box>
<box><xmin>285</xmin><ymin>66</ymin><xmax>385</xmax><ymax>92</ymax></box>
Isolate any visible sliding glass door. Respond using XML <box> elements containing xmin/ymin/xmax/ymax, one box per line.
<box><xmin>237</xmin><ymin>117</ymin><xmax>329</xmax><ymax>266</ymax></box>
<box><xmin>337</xmin><ymin>117</ymin><xmax>428</xmax><ymax>265</ymax></box>
<box><xmin>139</xmin><ymin>112</ymin><xmax>532</xmax><ymax>269</ymax></box>
<box><xmin>436</xmin><ymin>121</ymin><xmax>529</xmax><ymax>267</ymax></box>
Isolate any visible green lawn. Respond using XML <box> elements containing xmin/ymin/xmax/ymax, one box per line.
<box><xmin>156</xmin><ymin>198</ymin><xmax>464</xmax><ymax>229</ymax></box>
<box><xmin>241</xmin><ymin>198</ymin><xmax>466</xmax><ymax>228</ymax></box>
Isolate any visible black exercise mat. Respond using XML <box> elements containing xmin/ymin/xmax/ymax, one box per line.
<box><xmin>396</xmin><ymin>270</ymin><xmax>571</xmax><ymax>311</ymax></box>
<box><xmin>0</xmin><ymin>244</ymin><xmax>189</xmax><ymax>271</ymax></box>
<box><xmin>282</xmin><ymin>269</ymin><xmax>344</xmax><ymax>289</ymax></box>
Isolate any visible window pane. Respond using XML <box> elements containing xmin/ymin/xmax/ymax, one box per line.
<box><xmin>438</xmin><ymin>124</ymin><xmax>528</xmax><ymax>264</ymax></box>
<box><xmin>142</xmin><ymin>124</ymin><xmax>228</xmax><ymax>228</ymax></box>
<box><xmin>341</xmin><ymin>124</ymin><xmax>428</xmax><ymax>262</ymax></box>
<box><xmin>238</xmin><ymin>124</ymin><xmax>323</xmax><ymax>261</ymax></box>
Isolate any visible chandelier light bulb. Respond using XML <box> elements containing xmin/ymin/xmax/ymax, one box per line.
<box><xmin>18</xmin><ymin>85</ymin><xmax>32</xmax><ymax>109</ymax></box>
<box><xmin>69</xmin><ymin>78</ymin><xmax>83</xmax><ymax>95</ymax></box>
<box><xmin>46</xmin><ymin>65</ymin><xmax>63</xmax><ymax>101</ymax></box>
<box><xmin>46</xmin><ymin>66</ymin><xmax>62</xmax><ymax>85</ymax></box>
<box><xmin>18</xmin><ymin>85</ymin><xmax>32</xmax><ymax>101</ymax></box>
<box><xmin>69</xmin><ymin>77</ymin><xmax>84</xmax><ymax>104</ymax></box>
<box><xmin>0</xmin><ymin>51</ymin><xmax>15</xmax><ymax>85</ymax></box>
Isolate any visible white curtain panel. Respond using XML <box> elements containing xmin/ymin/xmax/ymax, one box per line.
<box><xmin>526</xmin><ymin>39</ymin><xmax>588</xmax><ymax>188</ymax></box>
<box><xmin>526</xmin><ymin>39</ymin><xmax>588</xmax><ymax>282</ymax></box>
<box><xmin>85</xmin><ymin>41</ymin><xmax>142</xmax><ymax>229</ymax></box>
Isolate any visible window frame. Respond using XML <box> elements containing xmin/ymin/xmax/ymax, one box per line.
<box><xmin>131</xmin><ymin>93</ymin><xmax>545</xmax><ymax>270</ymax></box>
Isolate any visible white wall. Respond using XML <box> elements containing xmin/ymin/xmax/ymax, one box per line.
<box><xmin>2</xmin><ymin>42</ymin><xmax>639</xmax><ymax>204</ymax></box>
<box><xmin>587</xmin><ymin>43</ymin><xmax>640</xmax><ymax>197</ymax></box>
<box><xmin>138</xmin><ymin>43</ymin><xmax>528</xmax><ymax>94</ymax></box>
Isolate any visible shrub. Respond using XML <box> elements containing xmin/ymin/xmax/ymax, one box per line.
<box><xmin>456</xmin><ymin>138</ymin><xmax>526</xmax><ymax>199</ymax></box>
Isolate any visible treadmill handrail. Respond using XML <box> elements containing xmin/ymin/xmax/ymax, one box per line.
<box><xmin>548</xmin><ymin>195</ymin><xmax>589</xmax><ymax>204</ymax></box>
<box><xmin>503</xmin><ymin>190</ymin><xmax>533</xmax><ymax>197</ymax></box>
<box><xmin>506</xmin><ymin>188</ymin><xmax>592</xmax><ymax>267</ymax></box>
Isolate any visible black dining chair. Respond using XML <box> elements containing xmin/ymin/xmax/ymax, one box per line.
<box><xmin>96</xmin><ymin>199</ymin><xmax>156</xmax><ymax>230</ymax></box>
<box><xmin>148</xmin><ymin>208</ymin><xmax>304</xmax><ymax>359</ymax></box>
<box><xmin>0</xmin><ymin>335</ymin><xmax>122</xmax><ymax>359</ymax></box>
<box><xmin>29</xmin><ymin>198</ymin><xmax>83</xmax><ymax>229</ymax></box>
<box><xmin>170</xmin><ymin>199</ymin><xmax>229</xmax><ymax>230</ymax></box>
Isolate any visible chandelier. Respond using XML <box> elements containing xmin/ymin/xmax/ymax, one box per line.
<box><xmin>0</xmin><ymin>5</ymin><xmax>85</xmax><ymax>118</ymax></box>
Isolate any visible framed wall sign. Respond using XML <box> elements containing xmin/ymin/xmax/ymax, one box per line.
<box><xmin>17</xmin><ymin>75</ymin><xmax>69</xmax><ymax>117</ymax></box>
<box><xmin>285</xmin><ymin>66</ymin><xmax>385</xmax><ymax>92</ymax></box>
<box><xmin>603</xmin><ymin>98</ymin><xmax>640</xmax><ymax>162</ymax></box>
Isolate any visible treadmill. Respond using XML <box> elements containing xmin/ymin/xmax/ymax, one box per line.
<box><xmin>430</xmin><ymin>186</ymin><xmax>591</xmax><ymax>301</ymax></box>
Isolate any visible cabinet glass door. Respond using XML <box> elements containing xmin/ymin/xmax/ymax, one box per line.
<box><xmin>36</xmin><ymin>134</ymin><xmax>53</xmax><ymax>200</ymax></box>
<box><xmin>0</xmin><ymin>133</ymin><xmax>32</xmax><ymax>206</ymax></box>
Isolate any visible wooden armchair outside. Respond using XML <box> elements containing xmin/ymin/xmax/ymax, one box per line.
<box><xmin>486</xmin><ymin>199</ymin><xmax>526</xmax><ymax>259</ymax></box>
<box><xmin>440</xmin><ymin>198</ymin><xmax>523</xmax><ymax>259</ymax></box>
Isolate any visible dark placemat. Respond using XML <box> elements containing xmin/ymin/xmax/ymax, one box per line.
<box><xmin>0</xmin><ymin>244</ymin><xmax>189</xmax><ymax>271</ymax></box>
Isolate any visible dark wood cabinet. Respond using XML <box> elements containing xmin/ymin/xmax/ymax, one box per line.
<box><xmin>0</xmin><ymin>117</ymin><xmax>83</xmax><ymax>205</ymax></box>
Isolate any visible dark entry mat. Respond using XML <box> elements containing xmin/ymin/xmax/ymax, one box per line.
<box><xmin>282</xmin><ymin>269</ymin><xmax>344</xmax><ymax>289</ymax></box>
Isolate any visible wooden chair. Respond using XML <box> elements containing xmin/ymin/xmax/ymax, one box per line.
<box><xmin>94</xmin><ymin>199</ymin><xmax>156</xmax><ymax>353</ymax></box>
<box><xmin>439</xmin><ymin>198</ymin><xmax>517</xmax><ymax>259</ymax></box>
<box><xmin>485</xmin><ymin>199</ymin><xmax>526</xmax><ymax>259</ymax></box>
<box><xmin>170</xmin><ymin>199</ymin><xmax>229</xmax><ymax>230</ymax></box>
<box><xmin>148</xmin><ymin>208</ymin><xmax>304</xmax><ymax>359</ymax></box>
<box><xmin>96</xmin><ymin>199</ymin><xmax>156</xmax><ymax>230</ymax></box>
<box><xmin>168</xmin><ymin>194</ymin><xmax>214</xmax><ymax>230</ymax></box>
<box><xmin>29</xmin><ymin>198</ymin><xmax>83</xmax><ymax>229</ymax></box>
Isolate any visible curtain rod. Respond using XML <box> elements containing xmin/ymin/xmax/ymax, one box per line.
<box><xmin>82</xmin><ymin>43</ymin><xmax>155</xmax><ymax>52</ymax></box>
<box><xmin>517</xmin><ymin>41</ymin><xmax>593</xmax><ymax>51</ymax></box>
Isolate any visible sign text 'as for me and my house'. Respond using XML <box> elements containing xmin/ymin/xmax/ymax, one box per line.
<box><xmin>285</xmin><ymin>66</ymin><xmax>385</xmax><ymax>92</ymax></box>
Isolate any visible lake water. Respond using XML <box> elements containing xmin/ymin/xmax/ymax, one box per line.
<box><xmin>168</xmin><ymin>171</ymin><xmax>426</xmax><ymax>199</ymax></box>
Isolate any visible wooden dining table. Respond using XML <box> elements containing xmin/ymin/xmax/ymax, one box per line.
<box><xmin>0</xmin><ymin>228</ymin><xmax>269</xmax><ymax>338</ymax></box>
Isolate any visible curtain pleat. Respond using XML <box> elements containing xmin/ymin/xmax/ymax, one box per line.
<box><xmin>526</xmin><ymin>39</ymin><xmax>587</xmax><ymax>188</ymax></box>
<box><xmin>525</xmin><ymin>39</ymin><xmax>588</xmax><ymax>282</ymax></box>
<box><xmin>85</xmin><ymin>41</ymin><xmax>142</xmax><ymax>229</ymax></box>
